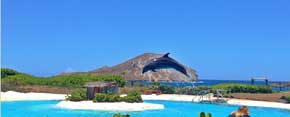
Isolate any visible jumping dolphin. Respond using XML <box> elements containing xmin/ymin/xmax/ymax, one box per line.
<box><xmin>142</xmin><ymin>53</ymin><xmax>190</xmax><ymax>77</ymax></box>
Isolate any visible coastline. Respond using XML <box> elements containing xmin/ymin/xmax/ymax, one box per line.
<box><xmin>1</xmin><ymin>91</ymin><xmax>290</xmax><ymax>110</ymax></box>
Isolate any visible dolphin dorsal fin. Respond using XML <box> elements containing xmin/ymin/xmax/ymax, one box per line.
<box><xmin>163</xmin><ymin>53</ymin><xmax>170</xmax><ymax>58</ymax></box>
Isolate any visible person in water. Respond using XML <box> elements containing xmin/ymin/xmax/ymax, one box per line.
<box><xmin>229</xmin><ymin>106</ymin><xmax>250</xmax><ymax>117</ymax></box>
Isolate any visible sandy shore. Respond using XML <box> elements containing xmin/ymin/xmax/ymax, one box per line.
<box><xmin>0</xmin><ymin>91</ymin><xmax>66</xmax><ymax>101</ymax></box>
<box><xmin>56</xmin><ymin>101</ymin><xmax>164</xmax><ymax>111</ymax></box>
<box><xmin>1</xmin><ymin>91</ymin><xmax>290</xmax><ymax>110</ymax></box>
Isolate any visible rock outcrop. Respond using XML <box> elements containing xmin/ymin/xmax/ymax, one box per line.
<box><xmin>89</xmin><ymin>53</ymin><xmax>198</xmax><ymax>82</ymax></box>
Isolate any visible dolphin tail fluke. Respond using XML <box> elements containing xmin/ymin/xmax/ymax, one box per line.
<box><xmin>142</xmin><ymin>69</ymin><xmax>146</xmax><ymax>74</ymax></box>
<box><xmin>163</xmin><ymin>52</ymin><xmax>170</xmax><ymax>57</ymax></box>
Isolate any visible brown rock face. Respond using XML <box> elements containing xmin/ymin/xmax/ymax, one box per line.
<box><xmin>89</xmin><ymin>53</ymin><xmax>198</xmax><ymax>82</ymax></box>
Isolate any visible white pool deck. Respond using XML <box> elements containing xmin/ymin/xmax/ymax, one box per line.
<box><xmin>1</xmin><ymin>91</ymin><xmax>290</xmax><ymax>111</ymax></box>
<box><xmin>56</xmin><ymin>101</ymin><xmax>164</xmax><ymax>111</ymax></box>
<box><xmin>0</xmin><ymin>91</ymin><xmax>66</xmax><ymax>101</ymax></box>
<box><xmin>141</xmin><ymin>94</ymin><xmax>290</xmax><ymax>110</ymax></box>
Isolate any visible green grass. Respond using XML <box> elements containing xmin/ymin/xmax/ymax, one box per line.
<box><xmin>1</xmin><ymin>68</ymin><xmax>125</xmax><ymax>89</ymax></box>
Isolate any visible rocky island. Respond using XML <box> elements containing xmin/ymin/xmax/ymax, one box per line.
<box><xmin>66</xmin><ymin>53</ymin><xmax>198</xmax><ymax>82</ymax></box>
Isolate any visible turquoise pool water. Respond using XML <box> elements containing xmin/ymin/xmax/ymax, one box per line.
<box><xmin>1</xmin><ymin>100</ymin><xmax>290</xmax><ymax>117</ymax></box>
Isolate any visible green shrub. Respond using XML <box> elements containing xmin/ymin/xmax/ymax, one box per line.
<box><xmin>198</xmin><ymin>112</ymin><xmax>212</xmax><ymax>117</ymax></box>
<box><xmin>286</xmin><ymin>96</ymin><xmax>290</xmax><ymax>103</ymax></box>
<box><xmin>175</xmin><ymin>86</ymin><xmax>211</xmax><ymax>95</ymax></box>
<box><xmin>1</xmin><ymin>74</ymin><xmax>40</xmax><ymax>85</ymax></box>
<box><xmin>123</xmin><ymin>91</ymin><xmax>143</xmax><ymax>103</ymax></box>
<box><xmin>211</xmin><ymin>83</ymin><xmax>272</xmax><ymax>93</ymax></box>
<box><xmin>42</xmin><ymin>74</ymin><xmax>125</xmax><ymax>88</ymax></box>
<box><xmin>153</xmin><ymin>81</ymin><xmax>160</xmax><ymax>86</ymax></box>
<box><xmin>113</xmin><ymin>113</ymin><xmax>130</xmax><ymax>117</ymax></box>
<box><xmin>159</xmin><ymin>85</ymin><xmax>175</xmax><ymax>94</ymax></box>
<box><xmin>146</xmin><ymin>83</ymin><xmax>175</xmax><ymax>94</ymax></box>
<box><xmin>109</xmin><ymin>94</ymin><xmax>122</xmax><ymax>102</ymax></box>
<box><xmin>1</xmin><ymin>68</ymin><xmax>19</xmax><ymax>78</ymax></box>
<box><xmin>199</xmin><ymin>112</ymin><xmax>206</xmax><ymax>117</ymax></box>
<box><xmin>93</xmin><ymin>91</ymin><xmax>143</xmax><ymax>103</ymax></box>
<box><xmin>206</xmin><ymin>113</ymin><xmax>212</xmax><ymax>117</ymax></box>
<box><xmin>65</xmin><ymin>89</ymin><xmax>87</xmax><ymax>101</ymax></box>
<box><xmin>147</xmin><ymin>82</ymin><xmax>160</xmax><ymax>90</ymax></box>
<box><xmin>173</xmin><ymin>83</ymin><xmax>272</xmax><ymax>95</ymax></box>
<box><xmin>93</xmin><ymin>93</ymin><xmax>122</xmax><ymax>102</ymax></box>
<box><xmin>94</xmin><ymin>93</ymin><xmax>107</xmax><ymax>102</ymax></box>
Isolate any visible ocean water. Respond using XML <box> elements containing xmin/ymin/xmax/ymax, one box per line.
<box><xmin>129</xmin><ymin>80</ymin><xmax>290</xmax><ymax>91</ymax></box>
<box><xmin>2</xmin><ymin>100</ymin><xmax>290</xmax><ymax>117</ymax></box>
<box><xmin>130</xmin><ymin>80</ymin><xmax>283</xmax><ymax>86</ymax></box>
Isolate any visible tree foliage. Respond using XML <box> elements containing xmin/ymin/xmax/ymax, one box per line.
<box><xmin>123</xmin><ymin>90</ymin><xmax>143</xmax><ymax>103</ymax></box>
<box><xmin>147</xmin><ymin>82</ymin><xmax>175</xmax><ymax>94</ymax></box>
<box><xmin>65</xmin><ymin>89</ymin><xmax>87</xmax><ymax>101</ymax></box>
<box><xmin>93</xmin><ymin>93</ymin><xmax>121</xmax><ymax>102</ymax></box>
<box><xmin>1</xmin><ymin>68</ymin><xmax>19</xmax><ymax>78</ymax></box>
<box><xmin>113</xmin><ymin>113</ymin><xmax>130</xmax><ymax>117</ymax></box>
<box><xmin>93</xmin><ymin>91</ymin><xmax>143</xmax><ymax>103</ymax></box>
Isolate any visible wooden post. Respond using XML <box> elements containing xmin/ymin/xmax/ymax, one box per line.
<box><xmin>86</xmin><ymin>87</ymin><xmax>90</xmax><ymax>100</ymax></box>
<box><xmin>279</xmin><ymin>82</ymin><xmax>282</xmax><ymax>91</ymax></box>
<box><xmin>251</xmin><ymin>78</ymin><xmax>254</xmax><ymax>85</ymax></box>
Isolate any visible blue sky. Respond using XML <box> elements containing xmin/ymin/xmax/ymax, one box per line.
<box><xmin>2</xmin><ymin>0</ymin><xmax>290</xmax><ymax>81</ymax></box>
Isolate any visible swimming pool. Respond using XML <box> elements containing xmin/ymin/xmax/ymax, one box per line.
<box><xmin>1</xmin><ymin>100</ymin><xmax>290</xmax><ymax>117</ymax></box>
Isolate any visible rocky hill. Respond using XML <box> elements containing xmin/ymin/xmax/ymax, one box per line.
<box><xmin>89</xmin><ymin>53</ymin><xmax>198</xmax><ymax>82</ymax></box>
